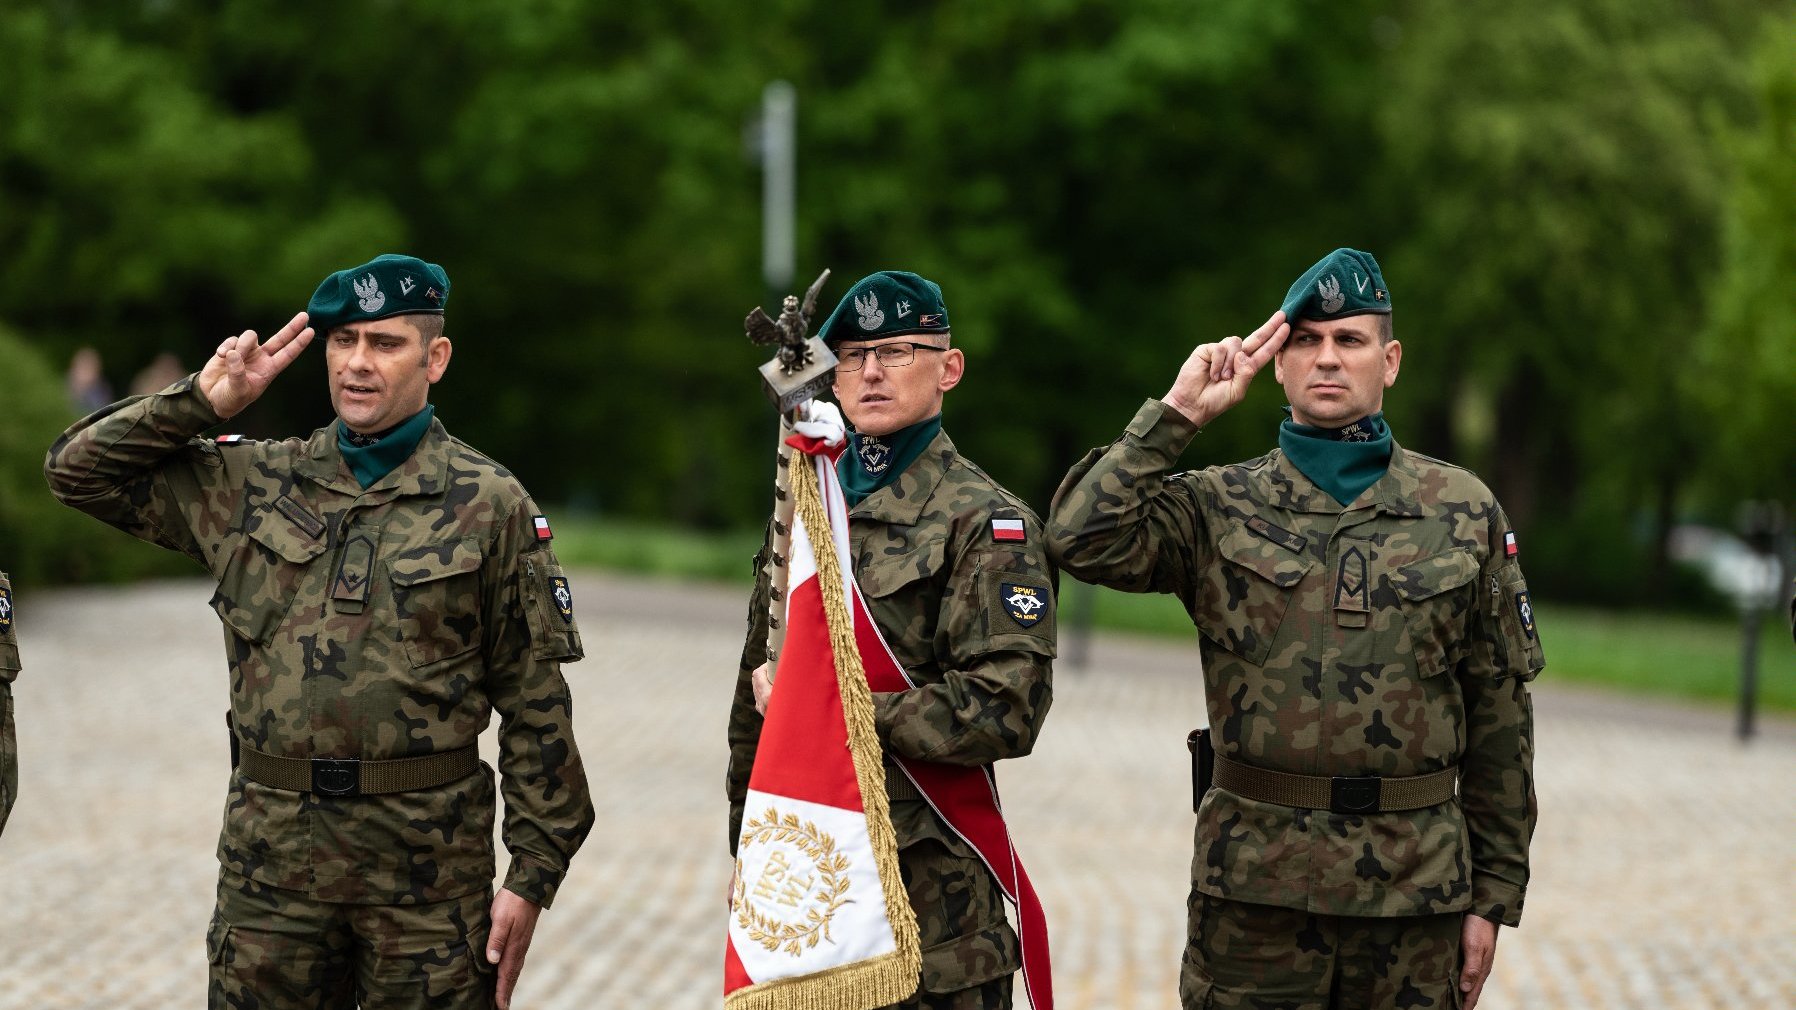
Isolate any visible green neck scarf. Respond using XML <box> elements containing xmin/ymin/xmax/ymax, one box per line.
<box><xmin>1278</xmin><ymin>409</ymin><xmax>1394</xmax><ymax>506</ymax></box>
<box><xmin>338</xmin><ymin>404</ymin><xmax>435</xmax><ymax>490</ymax></box>
<box><xmin>837</xmin><ymin>414</ymin><xmax>942</xmax><ymax>508</ymax></box>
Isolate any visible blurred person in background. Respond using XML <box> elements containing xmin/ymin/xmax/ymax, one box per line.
<box><xmin>65</xmin><ymin>346</ymin><xmax>112</xmax><ymax>414</ymax></box>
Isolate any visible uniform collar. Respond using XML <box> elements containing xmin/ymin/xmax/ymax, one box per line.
<box><xmin>1265</xmin><ymin>442</ymin><xmax>1423</xmax><ymax>519</ymax></box>
<box><xmin>848</xmin><ymin>430</ymin><xmax>955</xmax><ymax>525</ymax></box>
<box><xmin>297</xmin><ymin>415</ymin><xmax>453</xmax><ymax>499</ymax></box>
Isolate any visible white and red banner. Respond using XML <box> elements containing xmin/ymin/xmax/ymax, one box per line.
<box><xmin>726</xmin><ymin>420</ymin><xmax>920</xmax><ymax>1010</ymax></box>
<box><xmin>726</xmin><ymin>411</ymin><xmax>1053</xmax><ymax>1010</ymax></box>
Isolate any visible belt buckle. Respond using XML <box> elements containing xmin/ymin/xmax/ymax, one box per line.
<box><xmin>1330</xmin><ymin>775</ymin><xmax>1381</xmax><ymax>814</ymax></box>
<box><xmin>311</xmin><ymin>758</ymin><xmax>362</xmax><ymax>797</ymax></box>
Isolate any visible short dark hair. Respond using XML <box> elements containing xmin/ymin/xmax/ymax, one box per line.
<box><xmin>411</xmin><ymin>313</ymin><xmax>445</xmax><ymax>343</ymax></box>
<box><xmin>1378</xmin><ymin>314</ymin><xmax>1393</xmax><ymax>344</ymax></box>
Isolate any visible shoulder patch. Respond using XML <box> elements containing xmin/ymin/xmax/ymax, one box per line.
<box><xmin>532</xmin><ymin>515</ymin><xmax>553</xmax><ymax>542</ymax></box>
<box><xmin>999</xmin><ymin>580</ymin><xmax>1048</xmax><ymax>628</ymax></box>
<box><xmin>0</xmin><ymin>582</ymin><xmax>14</xmax><ymax>631</ymax></box>
<box><xmin>215</xmin><ymin>434</ymin><xmax>246</xmax><ymax>445</ymax></box>
<box><xmin>991</xmin><ymin>517</ymin><xmax>1026</xmax><ymax>543</ymax></box>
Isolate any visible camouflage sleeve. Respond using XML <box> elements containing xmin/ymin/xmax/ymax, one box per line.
<box><xmin>1458</xmin><ymin>506</ymin><xmax>1543</xmax><ymax>927</ymax></box>
<box><xmin>485</xmin><ymin>496</ymin><xmax>595</xmax><ymax>908</ymax></box>
<box><xmin>0</xmin><ymin>571</ymin><xmax>17</xmax><ymax>684</ymax></box>
<box><xmin>870</xmin><ymin>513</ymin><xmax>1056</xmax><ymax>767</ymax></box>
<box><xmin>0</xmin><ymin>572</ymin><xmax>17</xmax><ymax>835</ymax></box>
<box><xmin>42</xmin><ymin>374</ymin><xmax>233</xmax><ymax>568</ymax></box>
<box><xmin>726</xmin><ymin>530</ymin><xmax>774</xmax><ymax>855</ymax></box>
<box><xmin>1046</xmin><ymin>398</ymin><xmax>1213</xmax><ymax>600</ymax></box>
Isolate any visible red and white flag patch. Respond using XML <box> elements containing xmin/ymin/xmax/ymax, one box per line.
<box><xmin>533</xmin><ymin>515</ymin><xmax>553</xmax><ymax>542</ymax></box>
<box><xmin>1504</xmin><ymin>531</ymin><xmax>1518</xmax><ymax>558</ymax></box>
<box><xmin>215</xmin><ymin>434</ymin><xmax>245</xmax><ymax>445</ymax></box>
<box><xmin>991</xmin><ymin>518</ymin><xmax>1026</xmax><ymax>543</ymax></box>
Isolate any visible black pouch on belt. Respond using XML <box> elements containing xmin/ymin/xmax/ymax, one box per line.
<box><xmin>1187</xmin><ymin>727</ymin><xmax>1214</xmax><ymax>814</ymax></box>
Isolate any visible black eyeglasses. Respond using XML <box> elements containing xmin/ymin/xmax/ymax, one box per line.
<box><xmin>835</xmin><ymin>342</ymin><xmax>948</xmax><ymax>372</ymax></box>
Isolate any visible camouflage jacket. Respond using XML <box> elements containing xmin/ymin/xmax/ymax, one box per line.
<box><xmin>1048</xmin><ymin>400</ymin><xmax>1540</xmax><ymax>926</ymax></box>
<box><xmin>43</xmin><ymin>376</ymin><xmax>594</xmax><ymax>907</ymax></box>
<box><xmin>1</xmin><ymin>569</ymin><xmax>17</xmax><ymax>836</ymax></box>
<box><xmin>727</xmin><ymin>431</ymin><xmax>1056</xmax><ymax>989</ymax></box>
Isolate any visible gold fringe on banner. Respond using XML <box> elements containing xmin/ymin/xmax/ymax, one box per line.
<box><xmin>727</xmin><ymin>452</ymin><xmax>922</xmax><ymax>1010</ymax></box>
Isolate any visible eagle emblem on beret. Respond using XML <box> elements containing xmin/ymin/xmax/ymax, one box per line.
<box><xmin>353</xmin><ymin>274</ymin><xmax>386</xmax><ymax>313</ymax></box>
<box><xmin>854</xmin><ymin>291</ymin><xmax>885</xmax><ymax>331</ymax></box>
<box><xmin>1317</xmin><ymin>274</ymin><xmax>1345</xmax><ymax>314</ymax></box>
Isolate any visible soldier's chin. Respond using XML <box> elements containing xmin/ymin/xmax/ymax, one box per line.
<box><xmin>335</xmin><ymin>398</ymin><xmax>384</xmax><ymax>431</ymax></box>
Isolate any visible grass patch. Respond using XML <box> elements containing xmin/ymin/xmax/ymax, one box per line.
<box><xmin>553</xmin><ymin>517</ymin><xmax>1795</xmax><ymax>714</ymax></box>
<box><xmin>550</xmin><ymin>517</ymin><xmax>764</xmax><ymax>585</ymax></box>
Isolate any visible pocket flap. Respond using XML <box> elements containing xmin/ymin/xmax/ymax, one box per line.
<box><xmin>1218</xmin><ymin>524</ymin><xmax>1313</xmax><ymax>589</ymax></box>
<box><xmin>1393</xmin><ymin>548</ymin><xmax>1480</xmax><ymax>601</ymax></box>
<box><xmin>389</xmin><ymin>538</ymin><xmax>484</xmax><ymax>586</ymax></box>
<box><xmin>246</xmin><ymin>512</ymin><xmax>328</xmax><ymax>565</ymax></box>
<box><xmin>856</xmin><ymin>536</ymin><xmax>947</xmax><ymax>598</ymax></box>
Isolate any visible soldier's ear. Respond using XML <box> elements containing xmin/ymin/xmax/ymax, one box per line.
<box><xmin>936</xmin><ymin>347</ymin><xmax>964</xmax><ymax>394</ymax></box>
<box><xmin>1382</xmin><ymin>339</ymin><xmax>1401</xmax><ymax>389</ymax></box>
<box><xmin>426</xmin><ymin>336</ymin><xmax>453</xmax><ymax>382</ymax></box>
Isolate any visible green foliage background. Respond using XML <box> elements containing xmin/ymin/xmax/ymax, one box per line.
<box><xmin>2</xmin><ymin>1</ymin><xmax>1791</xmax><ymax>605</ymax></box>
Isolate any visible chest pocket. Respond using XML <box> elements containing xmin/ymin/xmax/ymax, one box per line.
<box><xmin>856</xmin><ymin>534</ymin><xmax>948</xmax><ymax>666</ymax></box>
<box><xmin>1197</xmin><ymin>524</ymin><xmax>1313</xmax><ymax>666</ymax></box>
<box><xmin>1392</xmin><ymin>548</ymin><xmax>1480</xmax><ymax>678</ymax></box>
<box><xmin>389</xmin><ymin>538</ymin><xmax>484</xmax><ymax>669</ymax></box>
<box><xmin>211</xmin><ymin>509</ymin><xmax>328</xmax><ymax>645</ymax></box>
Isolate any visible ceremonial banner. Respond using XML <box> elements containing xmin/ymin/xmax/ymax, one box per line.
<box><xmin>725</xmin><ymin>426</ymin><xmax>921</xmax><ymax>1010</ymax></box>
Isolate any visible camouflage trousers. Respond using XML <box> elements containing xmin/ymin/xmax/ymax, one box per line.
<box><xmin>0</xmin><ymin>683</ymin><xmax>15</xmax><ymax>836</ymax></box>
<box><xmin>880</xmin><ymin>813</ymin><xmax>1020</xmax><ymax>1010</ymax></box>
<box><xmin>208</xmin><ymin>869</ymin><xmax>495</xmax><ymax>1009</ymax></box>
<box><xmin>1181</xmin><ymin>890</ymin><xmax>1464</xmax><ymax>1010</ymax></box>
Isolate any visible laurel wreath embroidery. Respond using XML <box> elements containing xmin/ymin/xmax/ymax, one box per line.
<box><xmin>734</xmin><ymin>807</ymin><xmax>854</xmax><ymax>956</ymax></box>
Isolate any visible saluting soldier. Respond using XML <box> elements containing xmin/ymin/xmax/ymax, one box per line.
<box><xmin>0</xmin><ymin>569</ymin><xmax>18</xmax><ymax>837</ymax></box>
<box><xmin>44</xmin><ymin>254</ymin><xmax>594</xmax><ymax>1010</ymax></box>
<box><xmin>1048</xmin><ymin>249</ymin><xmax>1542</xmax><ymax>1010</ymax></box>
<box><xmin>727</xmin><ymin>271</ymin><xmax>1057</xmax><ymax>1009</ymax></box>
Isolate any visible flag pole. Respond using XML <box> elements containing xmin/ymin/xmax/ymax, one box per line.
<box><xmin>744</xmin><ymin>269</ymin><xmax>834</xmax><ymax>669</ymax></box>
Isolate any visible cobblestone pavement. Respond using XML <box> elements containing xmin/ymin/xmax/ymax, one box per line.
<box><xmin>1</xmin><ymin>574</ymin><xmax>1792</xmax><ymax>1009</ymax></box>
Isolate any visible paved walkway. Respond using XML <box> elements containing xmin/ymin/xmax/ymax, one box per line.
<box><xmin>0</xmin><ymin>574</ymin><xmax>1791</xmax><ymax>1008</ymax></box>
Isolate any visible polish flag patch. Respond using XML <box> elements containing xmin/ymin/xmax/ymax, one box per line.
<box><xmin>533</xmin><ymin>515</ymin><xmax>553</xmax><ymax>542</ymax></box>
<box><xmin>215</xmin><ymin>434</ymin><xmax>245</xmax><ymax>445</ymax></box>
<box><xmin>1504</xmin><ymin>531</ymin><xmax>1518</xmax><ymax>558</ymax></box>
<box><xmin>991</xmin><ymin>518</ymin><xmax>1026</xmax><ymax>543</ymax></box>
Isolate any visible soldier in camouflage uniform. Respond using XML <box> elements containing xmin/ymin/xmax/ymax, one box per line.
<box><xmin>1048</xmin><ymin>249</ymin><xmax>1541</xmax><ymax>1010</ymax></box>
<box><xmin>727</xmin><ymin>271</ymin><xmax>1057</xmax><ymax>1009</ymax></box>
<box><xmin>44</xmin><ymin>254</ymin><xmax>593</xmax><ymax>1010</ymax></box>
<box><xmin>0</xmin><ymin>569</ymin><xmax>18</xmax><ymax>837</ymax></box>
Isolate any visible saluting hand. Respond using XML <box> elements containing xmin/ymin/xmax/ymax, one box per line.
<box><xmin>1162</xmin><ymin>310</ymin><xmax>1289</xmax><ymax>428</ymax></box>
<box><xmin>196</xmin><ymin>311</ymin><xmax>314</xmax><ymax>420</ymax></box>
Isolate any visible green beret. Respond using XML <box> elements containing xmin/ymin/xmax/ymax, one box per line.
<box><xmin>816</xmin><ymin>270</ymin><xmax>951</xmax><ymax>345</ymax></box>
<box><xmin>1280</xmin><ymin>247</ymin><xmax>1390</xmax><ymax>322</ymax></box>
<box><xmin>306</xmin><ymin>253</ymin><xmax>450</xmax><ymax>333</ymax></box>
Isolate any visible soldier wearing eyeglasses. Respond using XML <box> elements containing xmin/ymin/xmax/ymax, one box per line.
<box><xmin>726</xmin><ymin>271</ymin><xmax>1058</xmax><ymax>1009</ymax></box>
